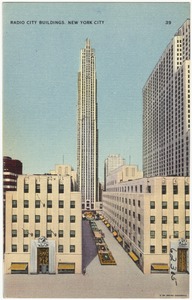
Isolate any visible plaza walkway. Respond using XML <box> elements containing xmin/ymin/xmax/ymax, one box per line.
<box><xmin>3</xmin><ymin>220</ymin><xmax>189</xmax><ymax>298</ymax></box>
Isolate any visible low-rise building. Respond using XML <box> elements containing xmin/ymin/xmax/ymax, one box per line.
<box><xmin>102</xmin><ymin>166</ymin><xmax>190</xmax><ymax>274</ymax></box>
<box><xmin>4</xmin><ymin>165</ymin><xmax>82</xmax><ymax>274</ymax></box>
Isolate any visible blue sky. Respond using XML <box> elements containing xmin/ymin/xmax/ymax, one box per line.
<box><xmin>3</xmin><ymin>2</ymin><xmax>190</xmax><ymax>181</ymax></box>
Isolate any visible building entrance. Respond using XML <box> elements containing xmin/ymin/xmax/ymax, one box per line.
<box><xmin>177</xmin><ymin>248</ymin><xmax>187</xmax><ymax>273</ymax></box>
<box><xmin>37</xmin><ymin>248</ymin><xmax>49</xmax><ymax>274</ymax></box>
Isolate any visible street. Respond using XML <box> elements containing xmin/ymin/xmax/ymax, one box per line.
<box><xmin>3</xmin><ymin>220</ymin><xmax>189</xmax><ymax>298</ymax></box>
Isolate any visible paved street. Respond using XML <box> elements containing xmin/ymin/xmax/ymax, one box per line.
<box><xmin>3</xmin><ymin>220</ymin><xmax>189</xmax><ymax>298</ymax></box>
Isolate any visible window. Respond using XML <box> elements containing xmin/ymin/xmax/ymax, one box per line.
<box><xmin>12</xmin><ymin>245</ymin><xmax>17</xmax><ymax>252</ymax></box>
<box><xmin>138</xmin><ymin>200</ymin><xmax>141</xmax><ymax>207</ymax></box>
<box><xmin>58</xmin><ymin>245</ymin><xmax>63</xmax><ymax>253</ymax></box>
<box><xmin>23</xmin><ymin>230</ymin><xmax>28</xmax><ymax>237</ymax></box>
<box><xmin>35</xmin><ymin>200</ymin><xmax>40</xmax><ymax>208</ymax></box>
<box><xmin>174</xmin><ymin>216</ymin><xmax>179</xmax><ymax>224</ymax></box>
<box><xmin>173</xmin><ymin>201</ymin><xmax>179</xmax><ymax>209</ymax></box>
<box><xmin>70</xmin><ymin>216</ymin><xmax>76</xmax><ymax>223</ymax></box>
<box><xmin>70</xmin><ymin>245</ymin><xmax>75</xmax><ymax>253</ymax></box>
<box><xmin>12</xmin><ymin>215</ymin><xmax>17</xmax><ymax>223</ymax></box>
<box><xmin>47</xmin><ymin>184</ymin><xmax>52</xmax><ymax>193</ymax></box>
<box><xmin>173</xmin><ymin>185</ymin><xmax>178</xmax><ymax>194</ymax></box>
<box><xmin>162</xmin><ymin>246</ymin><xmax>167</xmax><ymax>253</ymax></box>
<box><xmin>24</xmin><ymin>184</ymin><xmax>29</xmax><ymax>193</ymax></box>
<box><xmin>162</xmin><ymin>185</ymin><xmax>166</xmax><ymax>194</ymax></box>
<box><xmin>47</xmin><ymin>200</ymin><xmax>52</xmax><ymax>208</ymax></box>
<box><xmin>47</xmin><ymin>215</ymin><xmax>52</xmax><ymax>223</ymax></box>
<box><xmin>162</xmin><ymin>231</ymin><xmax>167</xmax><ymax>238</ymax></box>
<box><xmin>58</xmin><ymin>230</ymin><xmax>64</xmax><ymax>237</ymax></box>
<box><xmin>185</xmin><ymin>231</ymin><xmax>190</xmax><ymax>239</ymax></box>
<box><xmin>35</xmin><ymin>215</ymin><xmax>40</xmax><ymax>223</ymax></box>
<box><xmin>140</xmin><ymin>185</ymin><xmax>142</xmax><ymax>193</ymax></box>
<box><xmin>150</xmin><ymin>201</ymin><xmax>155</xmax><ymax>209</ymax></box>
<box><xmin>70</xmin><ymin>230</ymin><xmax>75</xmax><ymax>237</ymax></box>
<box><xmin>36</xmin><ymin>184</ymin><xmax>40</xmax><ymax>193</ymax></box>
<box><xmin>59</xmin><ymin>215</ymin><xmax>64</xmax><ymax>223</ymax></box>
<box><xmin>150</xmin><ymin>245</ymin><xmax>155</xmax><ymax>253</ymax></box>
<box><xmin>138</xmin><ymin>214</ymin><xmax>141</xmax><ymax>221</ymax></box>
<box><xmin>59</xmin><ymin>184</ymin><xmax>64</xmax><ymax>193</ymax></box>
<box><xmin>70</xmin><ymin>201</ymin><xmax>75</xmax><ymax>208</ymax></box>
<box><xmin>162</xmin><ymin>201</ymin><xmax>167</xmax><ymax>209</ymax></box>
<box><xmin>185</xmin><ymin>201</ymin><xmax>190</xmax><ymax>209</ymax></box>
<box><xmin>133</xmin><ymin>200</ymin><xmax>135</xmax><ymax>206</ymax></box>
<box><xmin>24</xmin><ymin>215</ymin><xmax>29</xmax><ymax>223</ymax></box>
<box><xmin>185</xmin><ymin>216</ymin><xmax>190</xmax><ymax>224</ymax></box>
<box><xmin>35</xmin><ymin>230</ymin><xmax>40</xmax><ymax>238</ymax></box>
<box><xmin>150</xmin><ymin>230</ymin><xmax>155</xmax><ymax>239</ymax></box>
<box><xmin>59</xmin><ymin>200</ymin><xmax>64</xmax><ymax>208</ymax></box>
<box><xmin>185</xmin><ymin>185</ymin><xmax>189</xmax><ymax>194</ymax></box>
<box><xmin>47</xmin><ymin>230</ymin><xmax>52</xmax><ymax>238</ymax></box>
<box><xmin>150</xmin><ymin>216</ymin><xmax>155</xmax><ymax>224</ymax></box>
<box><xmin>12</xmin><ymin>200</ymin><xmax>17</xmax><ymax>208</ymax></box>
<box><xmin>24</xmin><ymin>200</ymin><xmax>29</xmax><ymax>208</ymax></box>
<box><xmin>148</xmin><ymin>186</ymin><xmax>151</xmax><ymax>193</ymax></box>
<box><xmin>174</xmin><ymin>231</ymin><xmax>179</xmax><ymax>238</ymax></box>
<box><xmin>12</xmin><ymin>230</ymin><xmax>17</xmax><ymax>237</ymax></box>
<box><xmin>23</xmin><ymin>245</ymin><xmax>28</xmax><ymax>252</ymax></box>
<box><xmin>162</xmin><ymin>216</ymin><xmax>167</xmax><ymax>224</ymax></box>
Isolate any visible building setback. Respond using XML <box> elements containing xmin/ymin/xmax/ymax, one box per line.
<box><xmin>102</xmin><ymin>165</ymin><xmax>190</xmax><ymax>274</ymax></box>
<box><xmin>143</xmin><ymin>19</ymin><xmax>190</xmax><ymax>177</ymax></box>
<box><xmin>77</xmin><ymin>39</ymin><xmax>98</xmax><ymax>210</ymax></box>
<box><xmin>4</xmin><ymin>165</ymin><xmax>82</xmax><ymax>274</ymax></box>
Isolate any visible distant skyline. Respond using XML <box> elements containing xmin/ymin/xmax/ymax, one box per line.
<box><xmin>3</xmin><ymin>2</ymin><xmax>190</xmax><ymax>181</ymax></box>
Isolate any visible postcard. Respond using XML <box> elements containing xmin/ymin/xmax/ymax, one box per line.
<box><xmin>3</xmin><ymin>1</ymin><xmax>190</xmax><ymax>298</ymax></box>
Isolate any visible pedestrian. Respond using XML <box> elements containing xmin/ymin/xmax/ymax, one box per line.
<box><xmin>82</xmin><ymin>268</ymin><xmax>86</xmax><ymax>275</ymax></box>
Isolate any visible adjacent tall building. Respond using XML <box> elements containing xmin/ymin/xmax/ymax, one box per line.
<box><xmin>102</xmin><ymin>20</ymin><xmax>190</xmax><ymax>275</ymax></box>
<box><xmin>143</xmin><ymin>19</ymin><xmax>190</xmax><ymax>177</ymax></box>
<box><xmin>77</xmin><ymin>39</ymin><xmax>98</xmax><ymax>210</ymax></box>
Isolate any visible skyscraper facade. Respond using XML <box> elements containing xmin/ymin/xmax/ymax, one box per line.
<box><xmin>77</xmin><ymin>39</ymin><xmax>98</xmax><ymax>210</ymax></box>
<box><xmin>143</xmin><ymin>19</ymin><xmax>190</xmax><ymax>177</ymax></box>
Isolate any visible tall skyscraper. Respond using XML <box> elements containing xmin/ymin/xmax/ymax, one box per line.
<box><xmin>77</xmin><ymin>39</ymin><xmax>98</xmax><ymax>210</ymax></box>
<box><xmin>143</xmin><ymin>19</ymin><xmax>190</xmax><ymax>177</ymax></box>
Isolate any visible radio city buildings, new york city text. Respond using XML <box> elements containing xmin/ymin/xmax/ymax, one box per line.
<box><xmin>4</xmin><ymin>20</ymin><xmax>190</xmax><ymax>276</ymax></box>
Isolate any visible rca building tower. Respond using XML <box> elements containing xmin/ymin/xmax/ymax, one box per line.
<box><xmin>77</xmin><ymin>39</ymin><xmax>98</xmax><ymax>210</ymax></box>
<box><xmin>143</xmin><ymin>19</ymin><xmax>190</xmax><ymax>177</ymax></box>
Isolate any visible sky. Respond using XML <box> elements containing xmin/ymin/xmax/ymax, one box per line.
<box><xmin>3</xmin><ymin>1</ymin><xmax>190</xmax><ymax>181</ymax></box>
